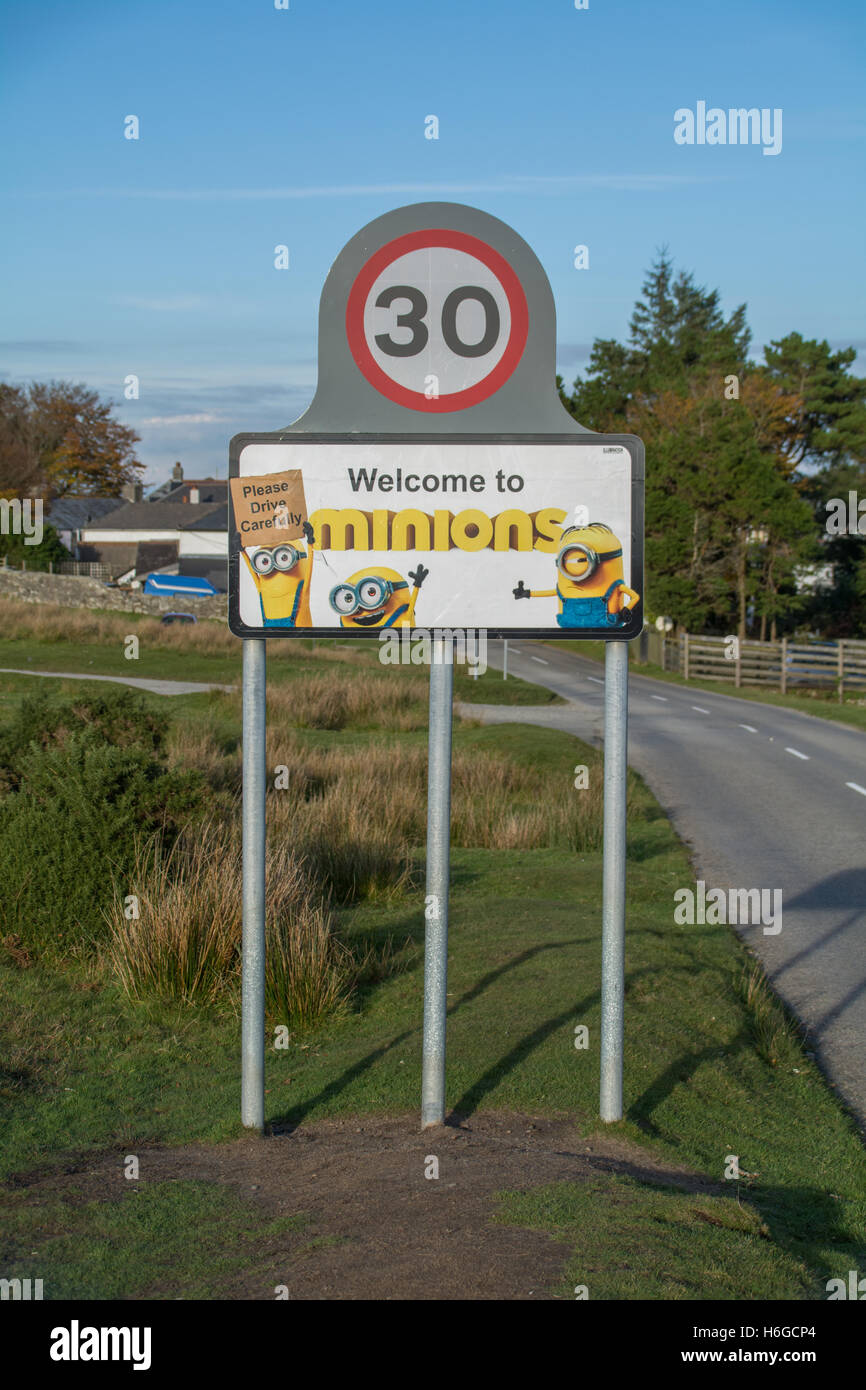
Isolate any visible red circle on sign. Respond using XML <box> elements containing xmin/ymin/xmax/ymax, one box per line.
<box><xmin>345</xmin><ymin>229</ymin><xmax>529</xmax><ymax>413</ymax></box>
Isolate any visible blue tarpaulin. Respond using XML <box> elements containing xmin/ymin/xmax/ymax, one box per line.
<box><xmin>143</xmin><ymin>573</ymin><xmax>218</xmax><ymax>597</ymax></box>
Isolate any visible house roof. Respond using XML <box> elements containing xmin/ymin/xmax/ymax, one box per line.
<box><xmin>147</xmin><ymin>477</ymin><xmax>227</xmax><ymax>504</ymax></box>
<box><xmin>182</xmin><ymin>504</ymin><xmax>227</xmax><ymax>531</ymax></box>
<box><xmin>84</xmin><ymin>501</ymin><xmax>226</xmax><ymax>530</ymax></box>
<box><xmin>47</xmin><ymin>496</ymin><xmax>126</xmax><ymax>529</ymax></box>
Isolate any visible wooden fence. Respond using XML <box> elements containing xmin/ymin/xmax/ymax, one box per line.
<box><xmin>633</xmin><ymin>629</ymin><xmax>866</xmax><ymax>701</ymax></box>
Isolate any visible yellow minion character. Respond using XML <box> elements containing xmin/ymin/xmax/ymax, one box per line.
<box><xmin>241</xmin><ymin>521</ymin><xmax>315</xmax><ymax>628</ymax></box>
<box><xmin>329</xmin><ymin>564</ymin><xmax>428</xmax><ymax>629</ymax></box>
<box><xmin>513</xmin><ymin>522</ymin><xmax>639</xmax><ymax>629</ymax></box>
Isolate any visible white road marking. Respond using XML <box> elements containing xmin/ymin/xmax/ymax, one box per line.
<box><xmin>509</xmin><ymin>647</ymin><xmax>522</xmax><ymax>653</ymax></box>
<box><xmin>846</xmin><ymin>781</ymin><xmax>866</xmax><ymax>798</ymax></box>
<box><xmin>738</xmin><ymin>723</ymin><xmax>758</xmax><ymax>732</ymax></box>
<box><xmin>650</xmin><ymin>695</ymin><xmax>668</xmax><ymax>702</ymax></box>
<box><xmin>691</xmin><ymin>705</ymin><xmax>710</xmax><ymax>714</ymax></box>
<box><xmin>785</xmin><ymin>747</ymin><xmax>810</xmax><ymax>761</ymax></box>
<box><xmin>530</xmin><ymin>655</ymin><xmax>549</xmax><ymax>665</ymax></box>
<box><xmin>587</xmin><ymin>676</ymin><xmax>604</xmax><ymax>685</ymax></box>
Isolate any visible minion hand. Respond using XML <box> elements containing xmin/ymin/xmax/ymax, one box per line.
<box><xmin>513</xmin><ymin>580</ymin><xmax>531</xmax><ymax>599</ymax></box>
<box><xmin>408</xmin><ymin>564</ymin><xmax>429</xmax><ymax>587</ymax></box>
<box><xmin>303</xmin><ymin>521</ymin><xmax>315</xmax><ymax>546</ymax></box>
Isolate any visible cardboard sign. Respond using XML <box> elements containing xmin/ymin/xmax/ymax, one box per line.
<box><xmin>229</xmin><ymin>471</ymin><xmax>308</xmax><ymax>545</ymax></box>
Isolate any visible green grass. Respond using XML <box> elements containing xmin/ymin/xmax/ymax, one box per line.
<box><xmin>0</xmin><ymin>1181</ymin><xmax>308</xmax><ymax>1299</ymax></box>
<box><xmin>0</xmin><ymin>633</ymin><xmax>241</xmax><ymax>685</ymax></box>
<box><xmin>0</xmin><ymin>634</ymin><xmax>560</xmax><ymax>706</ymax></box>
<box><xmin>494</xmin><ymin>1175</ymin><xmax>813</xmax><ymax>1300</ymax></box>
<box><xmin>543</xmin><ymin>639</ymin><xmax>866</xmax><ymax>733</ymax></box>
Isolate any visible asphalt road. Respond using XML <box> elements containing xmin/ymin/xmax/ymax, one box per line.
<box><xmin>469</xmin><ymin>640</ymin><xmax>866</xmax><ymax>1134</ymax></box>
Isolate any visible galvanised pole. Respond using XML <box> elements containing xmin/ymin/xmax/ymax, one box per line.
<box><xmin>241</xmin><ymin>638</ymin><xmax>267</xmax><ymax>1132</ymax></box>
<box><xmin>599</xmin><ymin>639</ymin><xmax>629</xmax><ymax>1122</ymax></box>
<box><xmin>421</xmin><ymin>637</ymin><xmax>454</xmax><ymax>1128</ymax></box>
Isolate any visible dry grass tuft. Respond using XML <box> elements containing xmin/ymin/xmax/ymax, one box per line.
<box><xmin>264</xmin><ymin>672</ymin><xmax>430</xmax><ymax>730</ymax></box>
<box><xmin>737</xmin><ymin>960</ymin><xmax>803</xmax><ymax>1069</ymax></box>
<box><xmin>103</xmin><ymin>823</ymin><xmax>353</xmax><ymax>1025</ymax></box>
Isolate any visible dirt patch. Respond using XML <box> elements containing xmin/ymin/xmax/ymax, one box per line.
<box><xmin>11</xmin><ymin>1112</ymin><xmax>720</xmax><ymax>1300</ymax></box>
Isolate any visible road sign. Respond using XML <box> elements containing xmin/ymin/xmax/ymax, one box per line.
<box><xmin>229</xmin><ymin>203</ymin><xmax>644</xmax><ymax>642</ymax></box>
<box><xmin>345</xmin><ymin>228</ymin><xmax>529</xmax><ymax>411</ymax></box>
<box><xmin>231</xmin><ymin>203</ymin><xmax>642</xmax><ymax>1133</ymax></box>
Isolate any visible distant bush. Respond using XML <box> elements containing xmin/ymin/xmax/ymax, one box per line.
<box><xmin>0</xmin><ymin>686</ymin><xmax>168</xmax><ymax>789</ymax></box>
<box><xmin>0</xmin><ymin>722</ymin><xmax>204</xmax><ymax>957</ymax></box>
<box><xmin>0</xmin><ymin>521</ymin><xmax>69</xmax><ymax>570</ymax></box>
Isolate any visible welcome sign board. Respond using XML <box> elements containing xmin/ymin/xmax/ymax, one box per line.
<box><xmin>229</xmin><ymin>435</ymin><xmax>641</xmax><ymax>638</ymax></box>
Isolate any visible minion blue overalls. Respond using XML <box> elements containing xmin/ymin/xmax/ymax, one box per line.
<box><xmin>380</xmin><ymin>603</ymin><xmax>409</xmax><ymax>627</ymax></box>
<box><xmin>556</xmin><ymin>579</ymin><xmax>626</xmax><ymax>629</ymax></box>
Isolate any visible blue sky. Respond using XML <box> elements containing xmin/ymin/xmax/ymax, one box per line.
<box><xmin>2</xmin><ymin>0</ymin><xmax>864</xmax><ymax>488</ymax></box>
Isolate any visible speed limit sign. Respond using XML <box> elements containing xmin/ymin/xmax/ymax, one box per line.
<box><xmin>345</xmin><ymin>229</ymin><xmax>529</xmax><ymax>411</ymax></box>
<box><xmin>229</xmin><ymin>200</ymin><xmax>644</xmax><ymax>641</ymax></box>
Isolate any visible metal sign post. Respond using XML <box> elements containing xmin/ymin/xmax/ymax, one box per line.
<box><xmin>421</xmin><ymin>638</ymin><xmax>454</xmax><ymax>1128</ymax></box>
<box><xmin>599</xmin><ymin>640</ymin><xmax>629</xmax><ymax>1122</ymax></box>
<box><xmin>228</xmin><ymin>201</ymin><xmax>644</xmax><ymax>1133</ymax></box>
<box><xmin>241</xmin><ymin>638</ymin><xmax>267</xmax><ymax>1131</ymax></box>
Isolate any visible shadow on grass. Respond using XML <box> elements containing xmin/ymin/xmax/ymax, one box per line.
<box><xmin>271</xmin><ymin>939</ymin><xmax>581</xmax><ymax>1132</ymax></box>
<box><xmin>446</xmin><ymin>940</ymin><xmax>582</xmax><ymax>1017</ymax></box>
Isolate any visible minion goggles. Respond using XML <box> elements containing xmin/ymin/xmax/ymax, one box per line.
<box><xmin>556</xmin><ymin>540</ymin><xmax>623</xmax><ymax>580</ymax></box>
<box><xmin>251</xmin><ymin>543</ymin><xmax>304</xmax><ymax>576</ymax></box>
<box><xmin>329</xmin><ymin>576</ymin><xmax>408</xmax><ymax>617</ymax></box>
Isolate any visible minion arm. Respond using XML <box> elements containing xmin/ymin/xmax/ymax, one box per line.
<box><xmin>514</xmin><ymin>580</ymin><xmax>556</xmax><ymax>599</ymax></box>
<box><xmin>610</xmin><ymin>584</ymin><xmax>640</xmax><ymax>613</ymax></box>
<box><xmin>406</xmin><ymin>564</ymin><xmax>429</xmax><ymax>622</ymax></box>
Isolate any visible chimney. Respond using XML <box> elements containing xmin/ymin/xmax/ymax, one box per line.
<box><xmin>172</xmin><ymin>462</ymin><xmax>183</xmax><ymax>483</ymax></box>
<box><xmin>189</xmin><ymin>487</ymin><xmax>200</xmax><ymax>504</ymax></box>
<box><xmin>121</xmin><ymin>481</ymin><xmax>143</xmax><ymax>503</ymax></box>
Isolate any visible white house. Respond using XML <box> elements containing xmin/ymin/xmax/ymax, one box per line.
<box><xmin>76</xmin><ymin>499</ymin><xmax>228</xmax><ymax>590</ymax></box>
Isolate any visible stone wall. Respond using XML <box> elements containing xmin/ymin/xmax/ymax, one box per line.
<box><xmin>0</xmin><ymin>568</ymin><xmax>227</xmax><ymax>620</ymax></box>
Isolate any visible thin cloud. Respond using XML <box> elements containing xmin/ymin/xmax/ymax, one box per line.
<box><xmin>0</xmin><ymin>340</ymin><xmax>86</xmax><ymax>352</ymax></box>
<box><xmin>556</xmin><ymin>342</ymin><xmax>594</xmax><ymax>362</ymax></box>
<box><xmin>17</xmin><ymin>173</ymin><xmax>728</xmax><ymax>201</ymax></box>
<box><xmin>115</xmin><ymin>294</ymin><xmax>213</xmax><ymax>312</ymax></box>
<box><xmin>139</xmin><ymin>412</ymin><xmax>224</xmax><ymax>426</ymax></box>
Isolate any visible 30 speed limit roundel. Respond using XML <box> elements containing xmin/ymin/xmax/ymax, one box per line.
<box><xmin>346</xmin><ymin>229</ymin><xmax>529</xmax><ymax>413</ymax></box>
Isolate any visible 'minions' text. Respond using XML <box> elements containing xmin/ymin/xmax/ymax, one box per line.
<box><xmin>307</xmin><ymin>506</ymin><xmax>567</xmax><ymax>552</ymax></box>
